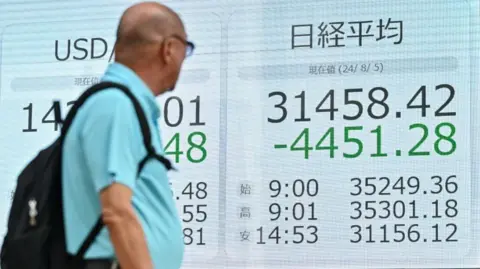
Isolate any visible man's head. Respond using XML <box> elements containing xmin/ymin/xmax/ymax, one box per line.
<box><xmin>114</xmin><ymin>2</ymin><xmax>193</xmax><ymax>95</ymax></box>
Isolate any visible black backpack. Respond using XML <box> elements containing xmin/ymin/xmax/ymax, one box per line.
<box><xmin>0</xmin><ymin>82</ymin><xmax>173</xmax><ymax>269</ymax></box>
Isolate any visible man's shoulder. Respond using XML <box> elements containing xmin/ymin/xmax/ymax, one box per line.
<box><xmin>82</xmin><ymin>87</ymin><xmax>135</xmax><ymax>111</ymax></box>
<box><xmin>69</xmin><ymin>87</ymin><xmax>140</xmax><ymax>138</ymax></box>
<box><xmin>74</xmin><ymin>87</ymin><xmax>140</xmax><ymax>122</ymax></box>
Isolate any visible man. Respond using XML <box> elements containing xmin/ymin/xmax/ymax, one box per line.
<box><xmin>61</xmin><ymin>2</ymin><xmax>193</xmax><ymax>269</ymax></box>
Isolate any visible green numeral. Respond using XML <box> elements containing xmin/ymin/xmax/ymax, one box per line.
<box><xmin>165</xmin><ymin>133</ymin><xmax>184</xmax><ymax>163</ymax></box>
<box><xmin>187</xmin><ymin>132</ymin><xmax>207</xmax><ymax>163</ymax></box>
<box><xmin>279</xmin><ymin>122</ymin><xmax>457</xmax><ymax>160</ymax></box>
<box><xmin>409</xmin><ymin>122</ymin><xmax>456</xmax><ymax>157</ymax></box>
<box><xmin>315</xmin><ymin>127</ymin><xmax>338</xmax><ymax>158</ymax></box>
<box><xmin>408</xmin><ymin>123</ymin><xmax>430</xmax><ymax>156</ymax></box>
<box><xmin>344</xmin><ymin>126</ymin><xmax>363</xmax><ymax>158</ymax></box>
<box><xmin>434</xmin><ymin>122</ymin><xmax>456</xmax><ymax>156</ymax></box>
<box><xmin>370</xmin><ymin>126</ymin><xmax>387</xmax><ymax>157</ymax></box>
<box><xmin>290</xmin><ymin>128</ymin><xmax>313</xmax><ymax>159</ymax></box>
<box><xmin>164</xmin><ymin>132</ymin><xmax>207</xmax><ymax>163</ymax></box>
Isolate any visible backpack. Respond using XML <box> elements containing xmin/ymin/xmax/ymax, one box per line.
<box><xmin>0</xmin><ymin>81</ymin><xmax>173</xmax><ymax>269</ymax></box>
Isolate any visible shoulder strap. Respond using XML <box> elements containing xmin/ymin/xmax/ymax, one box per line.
<box><xmin>58</xmin><ymin>82</ymin><xmax>173</xmax><ymax>261</ymax></box>
<box><xmin>59</xmin><ymin>82</ymin><xmax>150</xmax><ymax>145</ymax></box>
<box><xmin>58</xmin><ymin>81</ymin><xmax>173</xmax><ymax>171</ymax></box>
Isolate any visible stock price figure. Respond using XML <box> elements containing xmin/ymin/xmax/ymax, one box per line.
<box><xmin>225</xmin><ymin>2</ymin><xmax>471</xmax><ymax>267</ymax></box>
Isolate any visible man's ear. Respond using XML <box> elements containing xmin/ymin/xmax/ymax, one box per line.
<box><xmin>160</xmin><ymin>39</ymin><xmax>174</xmax><ymax>64</ymax></box>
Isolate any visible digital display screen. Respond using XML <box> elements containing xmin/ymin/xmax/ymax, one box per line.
<box><xmin>0</xmin><ymin>0</ymin><xmax>478</xmax><ymax>268</ymax></box>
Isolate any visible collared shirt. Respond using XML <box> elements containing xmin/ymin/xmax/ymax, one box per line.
<box><xmin>61</xmin><ymin>62</ymin><xmax>184</xmax><ymax>269</ymax></box>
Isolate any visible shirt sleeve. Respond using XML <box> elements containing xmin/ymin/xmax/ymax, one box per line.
<box><xmin>79</xmin><ymin>90</ymin><xmax>146</xmax><ymax>193</ymax></box>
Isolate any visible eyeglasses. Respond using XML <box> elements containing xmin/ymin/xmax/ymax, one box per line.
<box><xmin>170</xmin><ymin>34</ymin><xmax>195</xmax><ymax>58</ymax></box>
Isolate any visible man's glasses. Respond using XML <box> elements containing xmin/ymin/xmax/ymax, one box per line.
<box><xmin>170</xmin><ymin>35</ymin><xmax>195</xmax><ymax>58</ymax></box>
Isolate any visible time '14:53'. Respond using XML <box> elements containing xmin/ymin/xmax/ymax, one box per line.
<box><xmin>256</xmin><ymin>226</ymin><xmax>319</xmax><ymax>244</ymax></box>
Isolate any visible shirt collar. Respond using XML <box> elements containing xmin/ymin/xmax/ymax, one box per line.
<box><xmin>102</xmin><ymin>62</ymin><xmax>160</xmax><ymax>120</ymax></box>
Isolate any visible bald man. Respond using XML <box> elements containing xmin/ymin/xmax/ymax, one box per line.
<box><xmin>61</xmin><ymin>2</ymin><xmax>193</xmax><ymax>269</ymax></box>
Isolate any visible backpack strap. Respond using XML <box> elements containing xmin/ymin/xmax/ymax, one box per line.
<box><xmin>59</xmin><ymin>81</ymin><xmax>172</xmax><ymax>170</ymax></box>
<box><xmin>57</xmin><ymin>81</ymin><xmax>174</xmax><ymax>261</ymax></box>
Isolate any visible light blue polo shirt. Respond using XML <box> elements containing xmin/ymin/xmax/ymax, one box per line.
<box><xmin>61</xmin><ymin>62</ymin><xmax>184</xmax><ymax>269</ymax></box>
